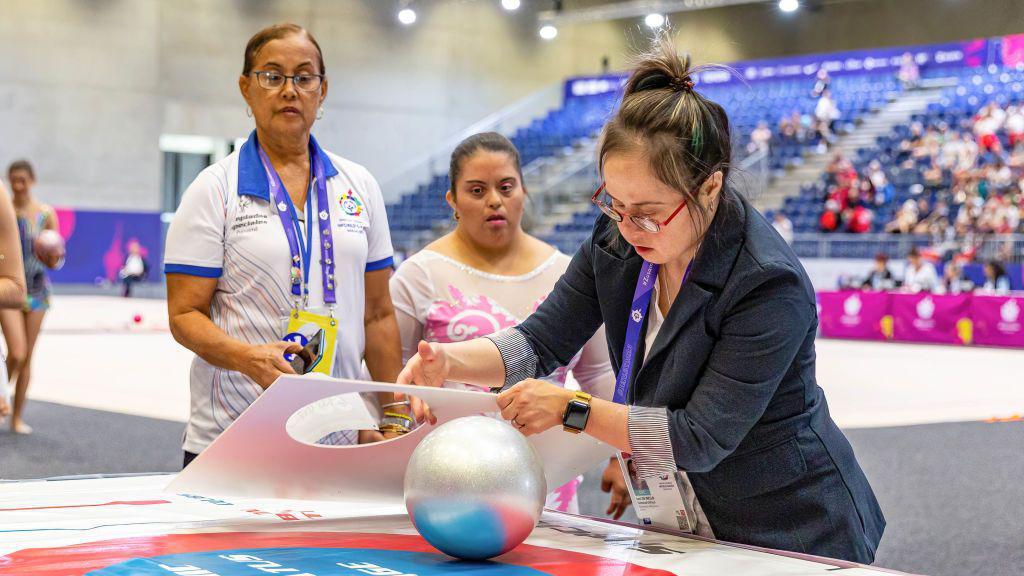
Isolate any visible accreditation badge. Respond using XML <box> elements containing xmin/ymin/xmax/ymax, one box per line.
<box><xmin>281</xmin><ymin>308</ymin><xmax>338</xmax><ymax>376</ymax></box>
<box><xmin>616</xmin><ymin>452</ymin><xmax>696</xmax><ymax>534</ymax></box>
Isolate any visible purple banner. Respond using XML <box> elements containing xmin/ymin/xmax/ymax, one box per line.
<box><xmin>565</xmin><ymin>35</ymin><xmax>994</xmax><ymax>100</ymax></box>
<box><xmin>818</xmin><ymin>290</ymin><xmax>890</xmax><ymax>340</ymax></box>
<box><xmin>891</xmin><ymin>293</ymin><xmax>971</xmax><ymax>345</ymax></box>
<box><xmin>971</xmin><ymin>295</ymin><xmax>1024</xmax><ymax>347</ymax></box>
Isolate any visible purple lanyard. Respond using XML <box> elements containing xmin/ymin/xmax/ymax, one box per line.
<box><xmin>256</xmin><ymin>143</ymin><xmax>337</xmax><ymax>307</ymax></box>
<box><xmin>613</xmin><ymin>259</ymin><xmax>694</xmax><ymax>404</ymax></box>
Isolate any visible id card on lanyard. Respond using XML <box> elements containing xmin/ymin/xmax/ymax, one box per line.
<box><xmin>614</xmin><ymin>259</ymin><xmax>698</xmax><ymax>533</ymax></box>
<box><xmin>257</xmin><ymin>143</ymin><xmax>339</xmax><ymax>376</ymax></box>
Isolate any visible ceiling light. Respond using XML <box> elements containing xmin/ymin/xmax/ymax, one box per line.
<box><xmin>539</xmin><ymin>25</ymin><xmax>558</xmax><ymax>40</ymax></box>
<box><xmin>644</xmin><ymin>13</ymin><xmax>665</xmax><ymax>28</ymax></box>
<box><xmin>398</xmin><ymin>7</ymin><xmax>417</xmax><ymax>25</ymax></box>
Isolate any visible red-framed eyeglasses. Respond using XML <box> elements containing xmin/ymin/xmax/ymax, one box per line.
<box><xmin>590</xmin><ymin>183</ymin><xmax>688</xmax><ymax>234</ymax></box>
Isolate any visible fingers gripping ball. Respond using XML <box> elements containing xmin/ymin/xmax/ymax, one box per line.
<box><xmin>404</xmin><ymin>416</ymin><xmax>546</xmax><ymax>560</ymax></box>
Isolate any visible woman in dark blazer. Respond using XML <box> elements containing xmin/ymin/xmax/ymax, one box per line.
<box><xmin>398</xmin><ymin>35</ymin><xmax>885</xmax><ymax>563</ymax></box>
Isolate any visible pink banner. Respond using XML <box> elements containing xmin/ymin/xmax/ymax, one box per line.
<box><xmin>1002</xmin><ymin>33</ymin><xmax>1024</xmax><ymax>68</ymax></box>
<box><xmin>818</xmin><ymin>291</ymin><xmax>890</xmax><ymax>341</ymax></box>
<box><xmin>891</xmin><ymin>293</ymin><xmax>971</xmax><ymax>345</ymax></box>
<box><xmin>971</xmin><ymin>295</ymin><xmax>1024</xmax><ymax>347</ymax></box>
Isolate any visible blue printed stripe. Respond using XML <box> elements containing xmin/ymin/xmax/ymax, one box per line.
<box><xmin>365</xmin><ymin>256</ymin><xmax>394</xmax><ymax>272</ymax></box>
<box><xmin>164</xmin><ymin>263</ymin><xmax>223</xmax><ymax>278</ymax></box>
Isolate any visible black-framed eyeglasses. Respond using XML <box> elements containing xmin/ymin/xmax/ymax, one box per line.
<box><xmin>590</xmin><ymin>183</ymin><xmax>688</xmax><ymax>234</ymax></box>
<box><xmin>251</xmin><ymin>70</ymin><xmax>324</xmax><ymax>92</ymax></box>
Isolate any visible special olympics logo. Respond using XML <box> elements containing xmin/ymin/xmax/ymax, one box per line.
<box><xmin>1001</xmin><ymin>299</ymin><xmax>1020</xmax><ymax>323</ymax></box>
<box><xmin>916</xmin><ymin>297</ymin><xmax>935</xmax><ymax>320</ymax></box>
<box><xmin>631</xmin><ymin>309</ymin><xmax>643</xmax><ymax>322</ymax></box>
<box><xmin>340</xmin><ymin>190</ymin><xmax>364</xmax><ymax>216</ymax></box>
<box><xmin>843</xmin><ymin>294</ymin><xmax>862</xmax><ymax>317</ymax></box>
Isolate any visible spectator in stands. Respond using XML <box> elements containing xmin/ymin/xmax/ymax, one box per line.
<box><xmin>748</xmin><ymin>121</ymin><xmax>772</xmax><ymax>154</ymax></box>
<box><xmin>919</xmin><ymin>199</ymin><xmax>950</xmax><ymax>233</ymax></box>
<box><xmin>812</xmin><ymin>69</ymin><xmax>831</xmax><ymax>98</ymax></box>
<box><xmin>1005</xmin><ymin>105</ymin><xmax>1024</xmax><ymax>149</ymax></box>
<box><xmin>956</xmin><ymin>130</ymin><xmax>980</xmax><ymax>172</ymax></box>
<box><xmin>987</xmin><ymin>158</ymin><xmax>1013</xmax><ymax>191</ymax></box>
<box><xmin>820</xmin><ymin>199</ymin><xmax>842</xmax><ymax>233</ymax></box>
<box><xmin>814</xmin><ymin>88</ymin><xmax>840</xmax><ymax>149</ymax></box>
<box><xmin>903</xmin><ymin>247</ymin><xmax>939</xmax><ymax>292</ymax></box>
<box><xmin>778</xmin><ymin>113</ymin><xmax>796</xmax><ymax>142</ymax></box>
<box><xmin>845</xmin><ymin>202</ymin><xmax>873</xmax><ymax>234</ymax></box>
<box><xmin>0</xmin><ymin>181</ymin><xmax>27</xmax><ymax>424</ymax></box>
<box><xmin>897</xmin><ymin>52</ymin><xmax>920</xmax><ymax>90</ymax></box>
<box><xmin>861</xmin><ymin>253</ymin><xmax>895</xmax><ymax>291</ymax></box>
<box><xmin>981</xmin><ymin>260</ymin><xmax>1011</xmax><ymax>293</ymax></box>
<box><xmin>937</xmin><ymin>130</ymin><xmax>963</xmax><ymax>169</ymax></box>
<box><xmin>973</xmin><ymin>103</ymin><xmax>1004</xmax><ymax>155</ymax></box>
<box><xmin>825</xmin><ymin>152</ymin><xmax>850</xmax><ymax>185</ymax></box>
<box><xmin>390</xmin><ymin>132</ymin><xmax>621</xmax><ymax>515</ymax></box>
<box><xmin>884</xmin><ymin>199</ymin><xmax>919</xmax><ymax>234</ymax></box>
<box><xmin>866</xmin><ymin>160</ymin><xmax>894</xmax><ymax>205</ymax></box>
<box><xmin>772</xmin><ymin>211</ymin><xmax>794</xmax><ymax>244</ymax></box>
<box><xmin>940</xmin><ymin>260</ymin><xmax>974</xmax><ymax>294</ymax></box>
<box><xmin>826</xmin><ymin>169</ymin><xmax>857</xmax><ymax>211</ymax></box>
<box><xmin>779</xmin><ymin>111</ymin><xmax>810</xmax><ymax>144</ymax></box>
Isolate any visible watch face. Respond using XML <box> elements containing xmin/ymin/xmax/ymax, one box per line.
<box><xmin>564</xmin><ymin>399</ymin><xmax>589</xmax><ymax>431</ymax></box>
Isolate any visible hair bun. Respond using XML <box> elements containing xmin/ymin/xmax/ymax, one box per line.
<box><xmin>634</xmin><ymin>72</ymin><xmax>694</xmax><ymax>93</ymax></box>
<box><xmin>669</xmin><ymin>76</ymin><xmax>695</xmax><ymax>91</ymax></box>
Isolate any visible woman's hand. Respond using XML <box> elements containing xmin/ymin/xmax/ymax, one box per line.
<box><xmin>496</xmin><ymin>379</ymin><xmax>573</xmax><ymax>436</ymax></box>
<box><xmin>601</xmin><ymin>457</ymin><xmax>631</xmax><ymax>519</ymax></box>
<box><xmin>242</xmin><ymin>341</ymin><xmax>304</xmax><ymax>389</ymax></box>
<box><xmin>396</xmin><ymin>340</ymin><xmax>447</xmax><ymax>425</ymax></box>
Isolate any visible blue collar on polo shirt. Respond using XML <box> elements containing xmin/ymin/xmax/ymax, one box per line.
<box><xmin>237</xmin><ymin>130</ymin><xmax>339</xmax><ymax>200</ymax></box>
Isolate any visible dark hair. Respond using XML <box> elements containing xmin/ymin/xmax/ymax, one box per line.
<box><xmin>242</xmin><ymin>23</ymin><xmax>325</xmax><ymax>76</ymax></box>
<box><xmin>7</xmin><ymin>159</ymin><xmax>35</xmax><ymax>180</ymax></box>
<box><xmin>986</xmin><ymin>260</ymin><xmax>1006</xmax><ymax>278</ymax></box>
<box><xmin>448</xmin><ymin>132</ymin><xmax>523</xmax><ymax>196</ymax></box>
<box><xmin>907</xmin><ymin>247</ymin><xmax>920</xmax><ymax>258</ymax></box>
<box><xmin>874</xmin><ymin>252</ymin><xmax>889</xmax><ymax>263</ymax></box>
<box><xmin>598</xmin><ymin>31</ymin><xmax>732</xmax><ymax>234</ymax></box>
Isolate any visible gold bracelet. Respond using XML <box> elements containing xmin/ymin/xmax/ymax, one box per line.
<box><xmin>379</xmin><ymin>424</ymin><xmax>411</xmax><ymax>435</ymax></box>
<box><xmin>382</xmin><ymin>412</ymin><xmax>413</xmax><ymax>422</ymax></box>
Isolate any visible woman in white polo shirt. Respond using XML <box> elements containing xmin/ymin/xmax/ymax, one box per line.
<box><xmin>164</xmin><ymin>23</ymin><xmax>404</xmax><ymax>466</ymax></box>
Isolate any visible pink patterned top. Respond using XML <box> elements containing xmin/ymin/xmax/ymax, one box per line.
<box><xmin>391</xmin><ymin>249</ymin><xmax>616</xmax><ymax>512</ymax></box>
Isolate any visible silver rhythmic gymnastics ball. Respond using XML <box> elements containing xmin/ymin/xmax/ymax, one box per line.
<box><xmin>404</xmin><ymin>415</ymin><xmax>547</xmax><ymax>560</ymax></box>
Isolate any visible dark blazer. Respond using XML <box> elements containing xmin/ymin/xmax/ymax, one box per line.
<box><xmin>518</xmin><ymin>187</ymin><xmax>885</xmax><ymax>562</ymax></box>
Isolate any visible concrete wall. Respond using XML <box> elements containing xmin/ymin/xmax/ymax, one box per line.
<box><xmin>1</xmin><ymin>0</ymin><xmax>1021</xmax><ymax>210</ymax></box>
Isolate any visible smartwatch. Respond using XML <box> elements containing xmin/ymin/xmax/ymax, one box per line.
<box><xmin>562</xmin><ymin>391</ymin><xmax>592</xmax><ymax>434</ymax></box>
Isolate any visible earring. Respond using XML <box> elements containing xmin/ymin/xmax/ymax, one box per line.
<box><xmin>317</xmin><ymin>106</ymin><xmax>325</xmax><ymax>120</ymax></box>
<box><xmin>453</xmin><ymin>211</ymin><xmax>460</xmax><ymax>221</ymax></box>
<box><xmin>246</xmin><ymin>106</ymin><xmax>253</xmax><ymax>118</ymax></box>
